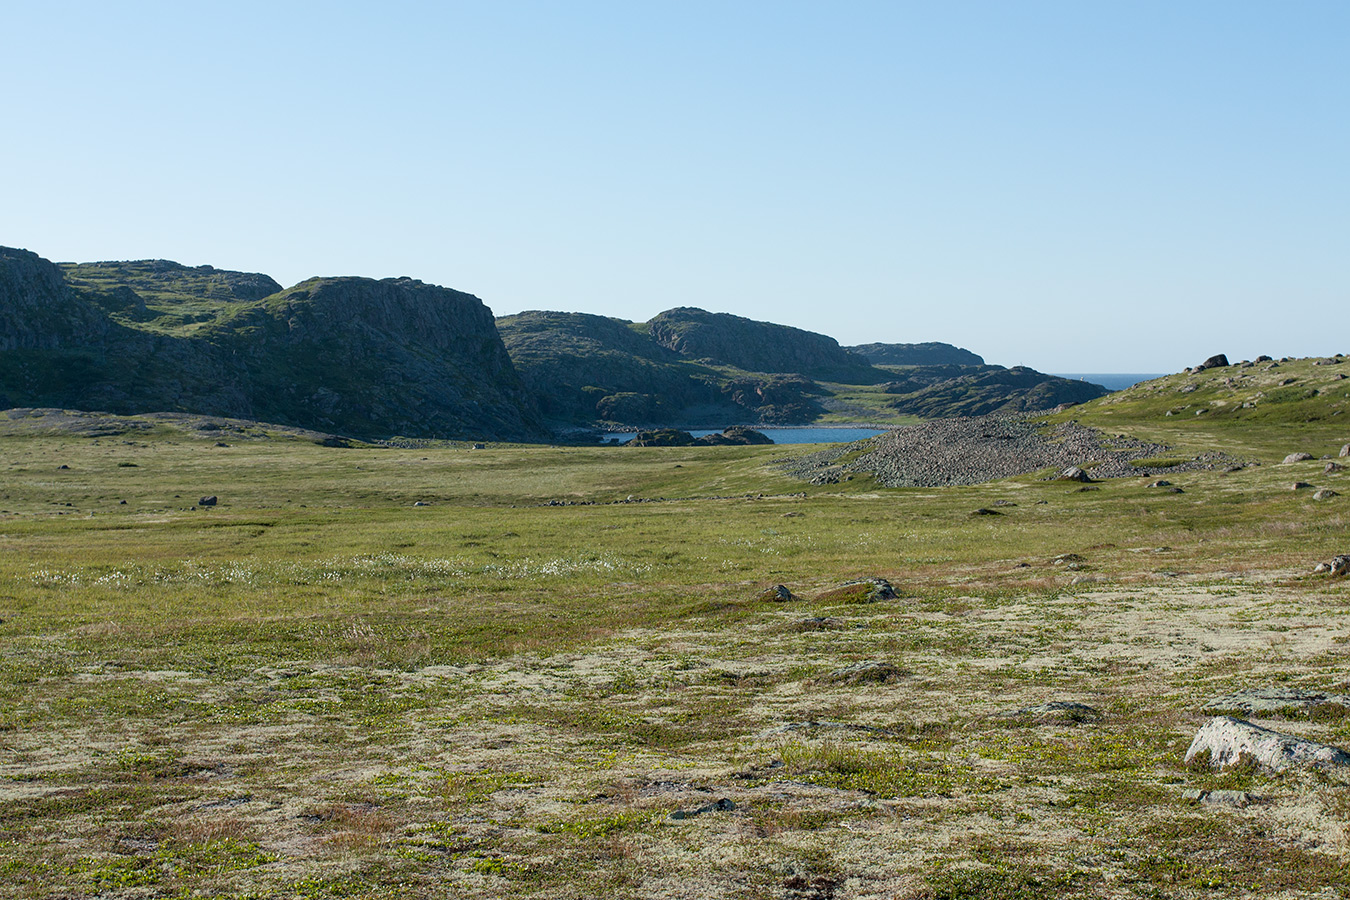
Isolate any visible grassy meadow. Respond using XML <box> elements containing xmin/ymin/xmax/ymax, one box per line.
<box><xmin>2</xmin><ymin>366</ymin><xmax>1350</xmax><ymax>899</ymax></box>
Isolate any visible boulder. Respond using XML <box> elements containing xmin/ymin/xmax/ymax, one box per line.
<box><xmin>1283</xmin><ymin>452</ymin><xmax>1314</xmax><ymax>464</ymax></box>
<box><xmin>815</xmin><ymin>660</ymin><xmax>906</xmax><ymax>685</ymax></box>
<box><xmin>1185</xmin><ymin>716</ymin><xmax>1350</xmax><ymax>771</ymax></box>
<box><xmin>1325</xmin><ymin>462</ymin><xmax>1344</xmax><ymax>474</ymax></box>
<box><xmin>758</xmin><ymin>584</ymin><xmax>797</xmax><ymax>603</ymax></box>
<box><xmin>1333</xmin><ymin>555</ymin><xmax>1350</xmax><ymax>577</ymax></box>
<box><xmin>1341</xmin><ymin>443</ymin><xmax>1350</xmax><ymax>458</ymax></box>
<box><xmin>1315</xmin><ymin>490</ymin><xmax>1339</xmax><ymax>500</ymax></box>
<box><xmin>997</xmin><ymin>701</ymin><xmax>1101</xmax><ymax>724</ymax></box>
<box><xmin>1059</xmin><ymin>466</ymin><xmax>1092</xmax><ymax>483</ymax></box>
<box><xmin>815</xmin><ymin>577</ymin><xmax>898</xmax><ymax>604</ymax></box>
<box><xmin>198</xmin><ymin>495</ymin><xmax>218</xmax><ymax>506</ymax></box>
<box><xmin>1194</xmin><ymin>354</ymin><xmax>1230</xmax><ymax>371</ymax></box>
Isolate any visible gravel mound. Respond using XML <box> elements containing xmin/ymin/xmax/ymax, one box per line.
<box><xmin>776</xmin><ymin>414</ymin><xmax>1240</xmax><ymax>487</ymax></box>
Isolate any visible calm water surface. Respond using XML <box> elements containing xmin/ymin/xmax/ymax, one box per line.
<box><xmin>612</xmin><ymin>426</ymin><xmax>886</xmax><ymax>445</ymax></box>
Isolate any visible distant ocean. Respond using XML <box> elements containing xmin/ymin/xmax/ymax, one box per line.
<box><xmin>1052</xmin><ymin>373</ymin><xmax>1167</xmax><ymax>392</ymax></box>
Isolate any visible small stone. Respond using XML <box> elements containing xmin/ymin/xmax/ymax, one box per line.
<box><xmin>1341</xmin><ymin>443</ymin><xmax>1350</xmax><ymax>458</ymax></box>
<box><xmin>413</xmin><ymin>501</ymin><xmax>430</xmax><ymax>507</ymax></box>
<box><xmin>198</xmin><ymin>495</ymin><xmax>218</xmax><ymax>506</ymax></box>
<box><xmin>1325</xmin><ymin>462</ymin><xmax>1344</xmax><ymax>474</ymax></box>
<box><xmin>1291</xmin><ymin>482</ymin><xmax>1314</xmax><ymax>490</ymax></box>
<box><xmin>1284</xmin><ymin>452</ymin><xmax>1314</xmax><ymax>464</ymax></box>
<box><xmin>970</xmin><ymin>507</ymin><xmax>1002</xmax><ymax>516</ymax></box>
<box><xmin>1149</xmin><ymin>480</ymin><xmax>1172</xmax><ymax>487</ymax></box>
<box><xmin>1314</xmin><ymin>490</ymin><xmax>1339</xmax><ymax>500</ymax></box>
<box><xmin>1332</xmin><ymin>556</ymin><xmax>1350</xmax><ymax>577</ymax></box>
<box><xmin>1059</xmin><ymin>466</ymin><xmax>1092</xmax><ymax>482</ymax></box>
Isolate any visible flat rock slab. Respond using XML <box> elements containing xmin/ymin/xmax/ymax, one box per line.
<box><xmin>1203</xmin><ymin>688</ymin><xmax>1350</xmax><ymax>718</ymax></box>
<box><xmin>758</xmin><ymin>720</ymin><xmax>891</xmax><ymax>739</ymax></box>
<box><xmin>1180</xmin><ymin>788</ymin><xmax>1257</xmax><ymax>807</ymax></box>
<box><xmin>1185</xmin><ymin>716</ymin><xmax>1350</xmax><ymax>772</ymax></box>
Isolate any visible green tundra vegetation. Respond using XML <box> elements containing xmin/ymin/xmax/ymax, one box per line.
<box><xmin>1</xmin><ymin>356</ymin><xmax>1349</xmax><ymax>899</ymax></box>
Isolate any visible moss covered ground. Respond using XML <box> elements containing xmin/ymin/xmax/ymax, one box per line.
<box><xmin>2</xmin><ymin>377</ymin><xmax>1349</xmax><ymax>898</ymax></box>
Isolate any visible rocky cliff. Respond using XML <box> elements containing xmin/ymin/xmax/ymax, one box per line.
<box><xmin>849</xmin><ymin>341</ymin><xmax>985</xmax><ymax>367</ymax></box>
<box><xmin>0</xmin><ymin>248</ymin><xmax>545</xmax><ymax>440</ymax></box>
<box><xmin>648</xmin><ymin>308</ymin><xmax>879</xmax><ymax>380</ymax></box>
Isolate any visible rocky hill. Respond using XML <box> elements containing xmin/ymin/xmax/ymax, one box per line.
<box><xmin>0</xmin><ymin>247</ymin><xmax>545</xmax><ymax>441</ymax></box>
<box><xmin>648</xmin><ymin>307</ymin><xmax>879</xmax><ymax>380</ymax></box>
<box><xmin>849</xmin><ymin>341</ymin><xmax>984</xmax><ymax>366</ymax></box>
<box><xmin>3</xmin><ymin>244</ymin><xmax>1119</xmax><ymax>438</ymax></box>
<box><xmin>879</xmin><ymin>365</ymin><xmax>1109</xmax><ymax>417</ymax></box>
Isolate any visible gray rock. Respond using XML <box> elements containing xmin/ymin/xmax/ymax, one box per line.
<box><xmin>760</xmin><ymin>584</ymin><xmax>797</xmax><ymax>602</ymax></box>
<box><xmin>1149</xmin><ymin>480</ymin><xmax>1172</xmax><ymax>487</ymax></box>
<box><xmin>1185</xmin><ymin>716</ymin><xmax>1350</xmax><ymax>772</ymax></box>
<box><xmin>815</xmin><ymin>660</ymin><xmax>906</xmax><ymax>685</ymax></box>
<box><xmin>1315</xmin><ymin>490</ymin><xmax>1339</xmax><ymax>500</ymax></box>
<box><xmin>1325</xmin><ymin>462</ymin><xmax>1344</xmax><ymax>474</ymax></box>
<box><xmin>1291</xmin><ymin>482</ymin><xmax>1314</xmax><ymax>490</ymax></box>
<box><xmin>1060</xmin><ymin>466</ymin><xmax>1092</xmax><ymax>482</ymax></box>
<box><xmin>1333</xmin><ymin>555</ymin><xmax>1350</xmax><ymax>577</ymax></box>
<box><xmin>1341</xmin><ymin>443</ymin><xmax>1350</xmax><ymax>458</ymax></box>
<box><xmin>1181</xmin><ymin>788</ymin><xmax>1255</xmax><ymax>807</ymax></box>
<box><xmin>198</xmin><ymin>495</ymin><xmax>218</xmax><ymax>506</ymax></box>
<box><xmin>998</xmin><ymin>701</ymin><xmax>1101</xmax><ymax>724</ymax></box>
<box><xmin>970</xmin><ymin>507</ymin><xmax>1002</xmax><ymax>516</ymax></box>
<box><xmin>1195</xmin><ymin>354</ymin><xmax>1230</xmax><ymax>371</ymax></box>
<box><xmin>1203</xmin><ymin>688</ymin><xmax>1350</xmax><ymax>717</ymax></box>
<box><xmin>1283</xmin><ymin>452</ymin><xmax>1314</xmax><ymax>464</ymax></box>
<box><xmin>668</xmin><ymin>797</ymin><xmax>735</xmax><ymax>820</ymax></box>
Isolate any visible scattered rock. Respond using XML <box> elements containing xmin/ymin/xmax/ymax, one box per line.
<box><xmin>1185</xmin><ymin>716</ymin><xmax>1350</xmax><ymax>771</ymax></box>
<box><xmin>814</xmin><ymin>660</ymin><xmax>906</xmax><ymax>685</ymax></box>
<box><xmin>997</xmin><ymin>701</ymin><xmax>1101</xmax><ymax>724</ymax></box>
<box><xmin>1180</xmin><ymin>788</ymin><xmax>1255</xmax><ymax>807</ymax></box>
<box><xmin>1149</xmin><ymin>480</ymin><xmax>1172</xmax><ymax>487</ymax></box>
<box><xmin>1332</xmin><ymin>555</ymin><xmax>1350</xmax><ymax>577</ymax></box>
<box><xmin>413</xmin><ymin>501</ymin><xmax>430</xmax><ymax>507</ymax></box>
<box><xmin>1195</xmin><ymin>354</ymin><xmax>1230</xmax><ymax>371</ymax></box>
<box><xmin>1325</xmin><ymin>462</ymin><xmax>1344</xmax><ymax>474</ymax></box>
<box><xmin>970</xmin><ymin>507</ymin><xmax>1002</xmax><ymax>516</ymax></box>
<box><xmin>1051</xmin><ymin>553</ymin><xmax>1085</xmax><ymax>566</ymax></box>
<box><xmin>1341</xmin><ymin>443</ymin><xmax>1350</xmax><ymax>458</ymax></box>
<box><xmin>1203</xmin><ymin>688</ymin><xmax>1350</xmax><ymax>718</ymax></box>
<box><xmin>758</xmin><ymin>584</ymin><xmax>797</xmax><ymax>603</ymax></box>
<box><xmin>1059</xmin><ymin>466</ymin><xmax>1092</xmax><ymax>482</ymax></box>
<box><xmin>1283</xmin><ymin>452</ymin><xmax>1314</xmax><ymax>464</ymax></box>
<box><xmin>1314</xmin><ymin>562</ymin><xmax>1332</xmax><ymax>574</ymax></box>
<box><xmin>471</xmin><ymin>443</ymin><xmax>486</xmax><ymax>450</ymax></box>
<box><xmin>815</xmin><ymin>578</ymin><xmax>897</xmax><ymax>604</ymax></box>
<box><xmin>668</xmin><ymin>797</ymin><xmax>735</xmax><ymax>820</ymax></box>
<box><xmin>1315</xmin><ymin>490</ymin><xmax>1339</xmax><ymax>500</ymax></box>
<box><xmin>58</xmin><ymin>464</ymin><xmax>69</xmax><ymax>469</ymax></box>
<box><xmin>990</xmin><ymin>499</ymin><xmax>1017</xmax><ymax>507</ymax></box>
<box><xmin>198</xmin><ymin>495</ymin><xmax>218</xmax><ymax>506</ymax></box>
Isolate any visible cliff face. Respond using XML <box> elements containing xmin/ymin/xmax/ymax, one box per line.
<box><xmin>214</xmin><ymin>277</ymin><xmax>542</xmax><ymax>439</ymax></box>
<box><xmin>0</xmin><ymin>247</ymin><xmax>111</xmax><ymax>350</ymax></box>
<box><xmin>0</xmin><ymin>248</ymin><xmax>545</xmax><ymax>441</ymax></box>
<box><xmin>648</xmin><ymin>308</ymin><xmax>878</xmax><ymax>380</ymax></box>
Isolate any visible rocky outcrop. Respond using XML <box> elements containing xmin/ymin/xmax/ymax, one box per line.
<box><xmin>849</xmin><ymin>341</ymin><xmax>984</xmax><ymax>366</ymax></box>
<box><xmin>0</xmin><ymin>247</ymin><xmax>545</xmax><ymax>441</ymax></box>
<box><xmin>881</xmin><ymin>366</ymin><xmax>1109</xmax><ymax>417</ymax></box>
<box><xmin>648</xmin><ymin>307</ymin><xmax>878</xmax><ymax>379</ymax></box>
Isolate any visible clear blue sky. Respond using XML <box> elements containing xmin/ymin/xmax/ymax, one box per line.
<box><xmin>4</xmin><ymin>1</ymin><xmax>1346</xmax><ymax>371</ymax></box>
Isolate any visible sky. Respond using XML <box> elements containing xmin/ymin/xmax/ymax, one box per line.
<box><xmin>3</xmin><ymin>1</ymin><xmax>1346</xmax><ymax>372</ymax></box>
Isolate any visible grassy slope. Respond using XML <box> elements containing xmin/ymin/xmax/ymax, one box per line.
<box><xmin>2</xmin><ymin>378</ymin><xmax>1350</xmax><ymax>898</ymax></box>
